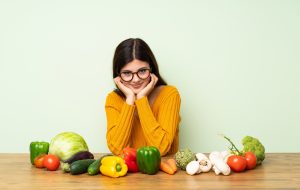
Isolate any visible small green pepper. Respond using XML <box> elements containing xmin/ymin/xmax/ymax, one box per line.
<box><xmin>29</xmin><ymin>141</ymin><xmax>49</xmax><ymax>165</ymax></box>
<box><xmin>136</xmin><ymin>146</ymin><xmax>161</xmax><ymax>175</ymax></box>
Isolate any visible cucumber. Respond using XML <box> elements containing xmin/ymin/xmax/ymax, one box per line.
<box><xmin>87</xmin><ymin>159</ymin><xmax>101</xmax><ymax>175</ymax></box>
<box><xmin>87</xmin><ymin>153</ymin><xmax>113</xmax><ymax>175</ymax></box>
<box><xmin>70</xmin><ymin>159</ymin><xmax>95</xmax><ymax>175</ymax></box>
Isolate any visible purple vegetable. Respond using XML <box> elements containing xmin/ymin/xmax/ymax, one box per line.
<box><xmin>63</xmin><ymin>151</ymin><xmax>94</xmax><ymax>163</ymax></box>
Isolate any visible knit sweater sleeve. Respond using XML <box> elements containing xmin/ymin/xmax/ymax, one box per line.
<box><xmin>135</xmin><ymin>87</ymin><xmax>181</xmax><ymax>156</ymax></box>
<box><xmin>105</xmin><ymin>92</ymin><xmax>135</xmax><ymax>155</ymax></box>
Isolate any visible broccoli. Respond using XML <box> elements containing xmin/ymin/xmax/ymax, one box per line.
<box><xmin>242</xmin><ymin>136</ymin><xmax>265</xmax><ymax>165</ymax></box>
<box><xmin>174</xmin><ymin>148</ymin><xmax>196</xmax><ymax>170</ymax></box>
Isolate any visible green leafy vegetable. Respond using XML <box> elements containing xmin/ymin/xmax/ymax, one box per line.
<box><xmin>174</xmin><ymin>148</ymin><xmax>195</xmax><ymax>170</ymax></box>
<box><xmin>48</xmin><ymin>132</ymin><xmax>89</xmax><ymax>161</ymax></box>
<box><xmin>242</xmin><ymin>136</ymin><xmax>265</xmax><ymax>165</ymax></box>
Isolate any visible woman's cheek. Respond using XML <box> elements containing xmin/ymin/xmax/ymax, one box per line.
<box><xmin>142</xmin><ymin>81</ymin><xmax>149</xmax><ymax>89</ymax></box>
<box><xmin>145</xmin><ymin>77</ymin><xmax>151</xmax><ymax>85</ymax></box>
<box><xmin>122</xmin><ymin>81</ymin><xmax>131</xmax><ymax>88</ymax></box>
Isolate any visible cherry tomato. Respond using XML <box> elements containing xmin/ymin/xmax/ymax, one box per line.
<box><xmin>227</xmin><ymin>155</ymin><xmax>247</xmax><ymax>172</ymax></box>
<box><xmin>244</xmin><ymin>151</ymin><xmax>257</xmax><ymax>170</ymax></box>
<box><xmin>43</xmin><ymin>154</ymin><xmax>60</xmax><ymax>171</ymax></box>
<box><xmin>34</xmin><ymin>154</ymin><xmax>46</xmax><ymax>168</ymax></box>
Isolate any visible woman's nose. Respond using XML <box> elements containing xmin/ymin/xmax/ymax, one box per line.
<box><xmin>131</xmin><ymin>73</ymin><xmax>140</xmax><ymax>82</ymax></box>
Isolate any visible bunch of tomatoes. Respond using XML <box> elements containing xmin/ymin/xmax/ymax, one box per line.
<box><xmin>223</xmin><ymin>135</ymin><xmax>258</xmax><ymax>172</ymax></box>
<box><xmin>34</xmin><ymin>154</ymin><xmax>60</xmax><ymax>171</ymax></box>
<box><xmin>227</xmin><ymin>151</ymin><xmax>257</xmax><ymax>172</ymax></box>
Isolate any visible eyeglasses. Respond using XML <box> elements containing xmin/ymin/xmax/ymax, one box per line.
<box><xmin>119</xmin><ymin>68</ymin><xmax>151</xmax><ymax>82</ymax></box>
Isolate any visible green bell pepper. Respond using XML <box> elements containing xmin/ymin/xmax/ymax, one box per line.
<box><xmin>29</xmin><ymin>141</ymin><xmax>49</xmax><ymax>165</ymax></box>
<box><xmin>136</xmin><ymin>146</ymin><xmax>161</xmax><ymax>175</ymax></box>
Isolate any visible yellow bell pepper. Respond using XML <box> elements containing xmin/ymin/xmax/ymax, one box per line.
<box><xmin>100</xmin><ymin>156</ymin><xmax>128</xmax><ymax>177</ymax></box>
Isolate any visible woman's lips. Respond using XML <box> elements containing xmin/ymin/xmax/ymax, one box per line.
<box><xmin>132</xmin><ymin>83</ymin><xmax>142</xmax><ymax>88</ymax></box>
<box><xmin>132</xmin><ymin>85</ymin><xmax>141</xmax><ymax>88</ymax></box>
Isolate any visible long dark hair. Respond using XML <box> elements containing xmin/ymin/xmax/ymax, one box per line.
<box><xmin>112</xmin><ymin>38</ymin><xmax>167</xmax><ymax>97</ymax></box>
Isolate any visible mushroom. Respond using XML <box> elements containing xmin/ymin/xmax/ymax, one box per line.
<box><xmin>186</xmin><ymin>161</ymin><xmax>201</xmax><ymax>175</ymax></box>
<box><xmin>209</xmin><ymin>151</ymin><xmax>231</xmax><ymax>175</ymax></box>
<box><xmin>195</xmin><ymin>153</ymin><xmax>212</xmax><ymax>172</ymax></box>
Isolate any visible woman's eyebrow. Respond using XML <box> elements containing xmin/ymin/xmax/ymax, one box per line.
<box><xmin>120</xmin><ymin>69</ymin><xmax>132</xmax><ymax>72</ymax></box>
<box><xmin>137</xmin><ymin>67</ymin><xmax>149</xmax><ymax>70</ymax></box>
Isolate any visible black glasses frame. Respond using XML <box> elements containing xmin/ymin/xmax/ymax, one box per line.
<box><xmin>119</xmin><ymin>68</ymin><xmax>151</xmax><ymax>82</ymax></box>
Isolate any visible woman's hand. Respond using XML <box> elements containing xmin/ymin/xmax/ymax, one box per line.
<box><xmin>114</xmin><ymin>76</ymin><xmax>135</xmax><ymax>105</ymax></box>
<box><xmin>136</xmin><ymin>74</ymin><xmax>158</xmax><ymax>100</ymax></box>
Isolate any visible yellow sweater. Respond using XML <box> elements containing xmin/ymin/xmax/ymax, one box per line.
<box><xmin>105</xmin><ymin>85</ymin><xmax>181</xmax><ymax>156</ymax></box>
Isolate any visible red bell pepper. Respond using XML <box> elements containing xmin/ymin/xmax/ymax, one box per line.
<box><xmin>123</xmin><ymin>147</ymin><xmax>139</xmax><ymax>172</ymax></box>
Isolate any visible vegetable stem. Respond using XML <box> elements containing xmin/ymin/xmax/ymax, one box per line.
<box><xmin>221</xmin><ymin>135</ymin><xmax>242</xmax><ymax>155</ymax></box>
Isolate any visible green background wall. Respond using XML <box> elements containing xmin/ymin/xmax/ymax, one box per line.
<box><xmin>1</xmin><ymin>0</ymin><xmax>299</xmax><ymax>153</ymax></box>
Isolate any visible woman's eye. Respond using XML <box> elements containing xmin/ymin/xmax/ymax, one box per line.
<box><xmin>138</xmin><ymin>69</ymin><xmax>147</xmax><ymax>73</ymax></box>
<box><xmin>122</xmin><ymin>72</ymin><xmax>132</xmax><ymax>76</ymax></box>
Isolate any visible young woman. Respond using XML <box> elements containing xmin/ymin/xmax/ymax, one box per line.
<box><xmin>105</xmin><ymin>38</ymin><xmax>181</xmax><ymax>156</ymax></box>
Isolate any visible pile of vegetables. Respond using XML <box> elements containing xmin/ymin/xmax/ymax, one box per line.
<box><xmin>30</xmin><ymin>133</ymin><xmax>165</xmax><ymax>177</ymax></box>
<box><xmin>30</xmin><ymin>132</ymin><xmax>265</xmax><ymax>177</ymax></box>
<box><xmin>172</xmin><ymin>135</ymin><xmax>265</xmax><ymax>176</ymax></box>
<box><xmin>174</xmin><ymin>149</ymin><xmax>230</xmax><ymax>176</ymax></box>
<box><xmin>30</xmin><ymin>141</ymin><xmax>60</xmax><ymax>171</ymax></box>
<box><xmin>30</xmin><ymin>132</ymin><xmax>112</xmax><ymax>176</ymax></box>
<box><xmin>222</xmin><ymin>135</ymin><xmax>265</xmax><ymax>172</ymax></box>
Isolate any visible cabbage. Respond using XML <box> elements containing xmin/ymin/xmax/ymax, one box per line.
<box><xmin>49</xmin><ymin>132</ymin><xmax>89</xmax><ymax>161</ymax></box>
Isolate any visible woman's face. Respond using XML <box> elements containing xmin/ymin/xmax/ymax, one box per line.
<box><xmin>120</xmin><ymin>59</ymin><xmax>151</xmax><ymax>94</ymax></box>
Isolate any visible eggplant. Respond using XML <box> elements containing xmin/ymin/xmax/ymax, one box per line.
<box><xmin>63</xmin><ymin>151</ymin><xmax>94</xmax><ymax>164</ymax></box>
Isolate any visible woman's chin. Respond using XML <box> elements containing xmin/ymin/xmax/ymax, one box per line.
<box><xmin>132</xmin><ymin>89</ymin><xmax>142</xmax><ymax>95</ymax></box>
<box><xmin>131</xmin><ymin>86</ymin><xmax>144</xmax><ymax>95</ymax></box>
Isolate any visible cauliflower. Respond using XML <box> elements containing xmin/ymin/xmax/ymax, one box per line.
<box><xmin>242</xmin><ymin>136</ymin><xmax>265</xmax><ymax>165</ymax></box>
<box><xmin>174</xmin><ymin>148</ymin><xmax>196</xmax><ymax>170</ymax></box>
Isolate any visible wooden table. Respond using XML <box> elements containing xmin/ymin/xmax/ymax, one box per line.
<box><xmin>0</xmin><ymin>153</ymin><xmax>299</xmax><ymax>189</ymax></box>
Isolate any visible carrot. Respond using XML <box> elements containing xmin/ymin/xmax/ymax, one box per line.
<box><xmin>167</xmin><ymin>158</ymin><xmax>177</xmax><ymax>172</ymax></box>
<box><xmin>160</xmin><ymin>160</ymin><xmax>175</xmax><ymax>175</ymax></box>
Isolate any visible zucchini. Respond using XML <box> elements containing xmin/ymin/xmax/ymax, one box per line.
<box><xmin>88</xmin><ymin>153</ymin><xmax>113</xmax><ymax>175</ymax></box>
<box><xmin>70</xmin><ymin>159</ymin><xmax>95</xmax><ymax>175</ymax></box>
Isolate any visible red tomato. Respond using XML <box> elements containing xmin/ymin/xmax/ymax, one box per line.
<box><xmin>227</xmin><ymin>155</ymin><xmax>247</xmax><ymax>172</ymax></box>
<box><xmin>34</xmin><ymin>154</ymin><xmax>46</xmax><ymax>168</ymax></box>
<box><xmin>244</xmin><ymin>152</ymin><xmax>257</xmax><ymax>170</ymax></box>
<box><xmin>43</xmin><ymin>154</ymin><xmax>60</xmax><ymax>171</ymax></box>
